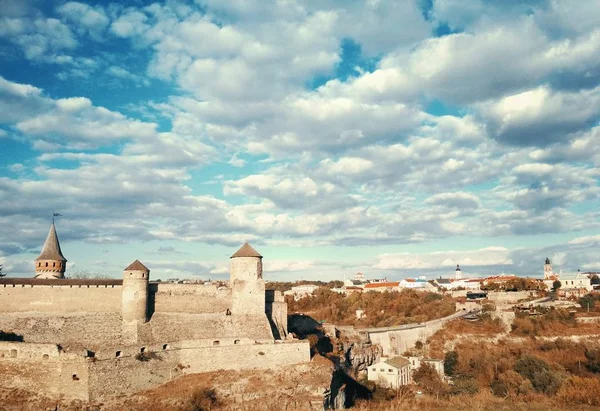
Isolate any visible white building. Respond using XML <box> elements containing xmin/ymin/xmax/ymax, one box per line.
<box><xmin>399</xmin><ymin>277</ymin><xmax>431</xmax><ymax>289</ymax></box>
<box><xmin>560</xmin><ymin>271</ymin><xmax>593</xmax><ymax>292</ymax></box>
<box><xmin>368</xmin><ymin>357</ymin><xmax>411</xmax><ymax>389</ymax></box>
<box><xmin>363</xmin><ymin>281</ymin><xmax>400</xmax><ymax>293</ymax></box>
<box><xmin>283</xmin><ymin>284</ymin><xmax>320</xmax><ymax>300</ymax></box>
<box><xmin>408</xmin><ymin>357</ymin><xmax>445</xmax><ymax>380</ymax></box>
<box><xmin>344</xmin><ymin>272</ymin><xmax>369</xmax><ymax>288</ymax></box>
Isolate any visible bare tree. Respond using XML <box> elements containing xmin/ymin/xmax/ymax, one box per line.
<box><xmin>0</xmin><ymin>264</ymin><xmax>5</xmax><ymax>278</ymax></box>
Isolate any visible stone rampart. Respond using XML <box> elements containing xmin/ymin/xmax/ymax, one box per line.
<box><xmin>0</xmin><ymin>282</ymin><xmax>122</xmax><ymax>313</ymax></box>
<box><xmin>152</xmin><ymin>283</ymin><xmax>231</xmax><ymax>314</ymax></box>
<box><xmin>146</xmin><ymin>312</ymin><xmax>274</xmax><ymax>343</ymax></box>
<box><xmin>487</xmin><ymin>290</ymin><xmax>534</xmax><ymax>303</ymax></box>
<box><xmin>178</xmin><ymin>340</ymin><xmax>310</xmax><ymax>374</ymax></box>
<box><xmin>0</xmin><ymin>341</ymin><xmax>89</xmax><ymax>401</ymax></box>
<box><xmin>366</xmin><ymin>311</ymin><xmax>467</xmax><ymax>355</ymax></box>
<box><xmin>0</xmin><ymin>313</ymin><xmax>123</xmax><ymax>349</ymax></box>
<box><xmin>1</xmin><ymin>339</ymin><xmax>310</xmax><ymax>403</ymax></box>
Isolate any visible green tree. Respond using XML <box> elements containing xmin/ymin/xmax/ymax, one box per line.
<box><xmin>552</xmin><ymin>280</ymin><xmax>562</xmax><ymax>292</ymax></box>
<box><xmin>579</xmin><ymin>294</ymin><xmax>595</xmax><ymax>311</ymax></box>
<box><xmin>513</xmin><ymin>355</ymin><xmax>563</xmax><ymax>395</ymax></box>
<box><xmin>444</xmin><ymin>351</ymin><xmax>458</xmax><ymax>376</ymax></box>
<box><xmin>590</xmin><ymin>275</ymin><xmax>600</xmax><ymax>285</ymax></box>
<box><xmin>584</xmin><ymin>347</ymin><xmax>600</xmax><ymax>373</ymax></box>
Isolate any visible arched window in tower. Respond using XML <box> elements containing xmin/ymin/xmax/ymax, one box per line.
<box><xmin>45</xmin><ymin>262</ymin><xmax>48</xmax><ymax>267</ymax></box>
<box><xmin>53</xmin><ymin>262</ymin><xmax>56</xmax><ymax>267</ymax></box>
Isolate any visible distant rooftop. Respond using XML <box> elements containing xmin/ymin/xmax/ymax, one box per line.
<box><xmin>384</xmin><ymin>356</ymin><xmax>410</xmax><ymax>368</ymax></box>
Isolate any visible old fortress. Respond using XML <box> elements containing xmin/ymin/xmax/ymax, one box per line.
<box><xmin>0</xmin><ymin>223</ymin><xmax>309</xmax><ymax>402</ymax></box>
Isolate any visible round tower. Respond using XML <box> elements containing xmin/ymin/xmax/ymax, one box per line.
<box><xmin>35</xmin><ymin>223</ymin><xmax>67</xmax><ymax>279</ymax></box>
<box><xmin>121</xmin><ymin>260</ymin><xmax>149</xmax><ymax>323</ymax></box>
<box><xmin>230</xmin><ymin>242</ymin><xmax>265</xmax><ymax>316</ymax></box>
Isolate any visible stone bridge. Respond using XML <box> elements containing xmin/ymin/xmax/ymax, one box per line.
<box><xmin>363</xmin><ymin>310</ymin><xmax>477</xmax><ymax>356</ymax></box>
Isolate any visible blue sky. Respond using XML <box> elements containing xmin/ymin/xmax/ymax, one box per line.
<box><xmin>1</xmin><ymin>0</ymin><xmax>599</xmax><ymax>281</ymax></box>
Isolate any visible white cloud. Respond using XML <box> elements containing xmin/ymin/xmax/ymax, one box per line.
<box><xmin>56</xmin><ymin>2</ymin><xmax>110</xmax><ymax>40</ymax></box>
<box><xmin>568</xmin><ymin>235</ymin><xmax>600</xmax><ymax>246</ymax></box>
<box><xmin>476</xmin><ymin>86</ymin><xmax>600</xmax><ymax>146</ymax></box>
<box><xmin>0</xmin><ymin>16</ymin><xmax>77</xmax><ymax>60</ymax></box>
<box><xmin>110</xmin><ymin>10</ymin><xmax>150</xmax><ymax>38</ymax></box>
<box><xmin>374</xmin><ymin>247</ymin><xmax>513</xmax><ymax>270</ymax></box>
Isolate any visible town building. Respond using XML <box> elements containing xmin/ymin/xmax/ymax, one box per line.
<box><xmin>408</xmin><ymin>356</ymin><xmax>445</xmax><ymax>380</ymax></box>
<box><xmin>367</xmin><ymin>357</ymin><xmax>411</xmax><ymax>389</ymax></box>
<box><xmin>283</xmin><ymin>284</ymin><xmax>320</xmax><ymax>300</ymax></box>
<box><xmin>558</xmin><ymin>270</ymin><xmax>593</xmax><ymax>293</ymax></box>
<box><xmin>363</xmin><ymin>281</ymin><xmax>400</xmax><ymax>293</ymax></box>
<box><xmin>399</xmin><ymin>277</ymin><xmax>436</xmax><ymax>291</ymax></box>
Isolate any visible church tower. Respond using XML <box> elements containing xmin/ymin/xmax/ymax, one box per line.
<box><xmin>544</xmin><ymin>257</ymin><xmax>553</xmax><ymax>280</ymax></box>
<box><xmin>230</xmin><ymin>242</ymin><xmax>265</xmax><ymax>316</ymax></box>
<box><xmin>35</xmin><ymin>223</ymin><xmax>67</xmax><ymax>279</ymax></box>
<box><xmin>455</xmin><ymin>264</ymin><xmax>462</xmax><ymax>280</ymax></box>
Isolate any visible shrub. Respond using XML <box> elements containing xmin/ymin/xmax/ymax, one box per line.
<box><xmin>186</xmin><ymin>387</ymin><xmax>219</xmax><ymax>411</ymax></box>
<box><xmin>450</xmin><ymin>376</ymin><xmax>479</xmax><ymax>395</ymax></box>
<box><xmin>135</xmin><ymin>351</ymin><xmax>161</xmax><ymax>362</ymax></box>
<box><xmin>513</xmin><ymin>355</ymin><xmax>563</xmax><ymax>395</ymax></box>
<box><xmin>444</xmin><ymin>351</ymin><xmax>458</xmax><ymax>376</ymax></box>
<box><xmin>413</xmin><ymin>363</ymin><xmax>447</xmax><ymax>397</ymax></box>
<box><xmin>557</xmin><ymin>376</ymin><xmax>600</xmax><ymax>406</ymax></box>
<box><xmin>585</xmin><ymin>347</ymin><xmax>600</xmax><ymax>373</ymax></box>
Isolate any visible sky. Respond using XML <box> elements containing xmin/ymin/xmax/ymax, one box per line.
<box><xmin>0</xmin><ymin>0</ymin><xmax>599</xmax><ymax>281</ymax></box>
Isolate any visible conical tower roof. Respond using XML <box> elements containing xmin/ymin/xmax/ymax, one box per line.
<box><xmin>36</xmin><ymin>223</ymin><xmax>67</xmax><ymax>262</ymax></box>
<box><xmin>230</xmin><ymin>242</ymin><xmax>262</xmax><ymax>258</ymax></box>
<box><xmin>124</xmin><ymin>260</ymin><xmax>149</xmax><ymax>271</ymax></box>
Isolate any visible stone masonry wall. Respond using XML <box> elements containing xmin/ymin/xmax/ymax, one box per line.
<box><xmin>0</xmin><ymin>284</ymin><xmax>122</xmax><ymax>313</ymax></box>
<box><xmin>178</xmin><ymin>340</ymin><xmax>311</xmax><ymax>374</ymax></box>
<box><xmin>0</xmin><ymin>342</ymin><xmax>89</xmax><ymax>401</ymax></box>
<box><xmin>0</xmin><ymin>313</ymin><xmax>123</xmax><ymax>350</ymax></box>
<box><xmin>152</xmin><ymin>283</ymin><xmax>232</xmax><ymax>314</ymax></box>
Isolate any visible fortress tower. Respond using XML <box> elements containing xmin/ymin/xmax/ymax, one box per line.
<box><xmin>121</xmin><ymin>260</ymin><xmax>150</xmax><ymax>324</ymax></box>
<box><xmin>544</xmin><ymin>257</ymin><xmax>553</xmax><ymax>280</ymax></box>
<box><xmin>455</xmin><ymin>264</ymin><xmax>462</xmax><ymax>280</ymax></box>
<box><xmin>230</xmin><ymin>242</ymin><xmax>265</xmax><ymax>316</ymax></box>
<box><xmin>35</xmin><ymin>223</ymin><xmax>67</xmax><ymax>279</ymax></box>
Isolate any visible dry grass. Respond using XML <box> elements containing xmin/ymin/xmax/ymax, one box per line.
<box><xmin>511</xmin><ymin>309</ymin><xmax>600</xmax><ymax>337</ymax></box>
<box><xmin>288</xmin><ymin>288</ymin><xmax>455</xmax><ymax>328</ymax></box>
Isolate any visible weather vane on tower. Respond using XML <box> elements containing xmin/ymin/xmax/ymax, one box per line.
<box><xmin>52</xmin><ymin>211</ymin><xmax>62</xmax><ymax>224</ymax></box>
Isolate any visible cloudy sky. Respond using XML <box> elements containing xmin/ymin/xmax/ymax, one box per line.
<box><xmin>1</xmin><ymin>0</ymin><xmax>599</xmax><ymax>281</ymax></box>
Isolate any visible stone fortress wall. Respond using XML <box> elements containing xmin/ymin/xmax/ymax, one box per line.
<box><xmin>0</xmin><ymin>281</ymin><xmax>233</xmax><ymax>316</ymax></box>
<box><xmin>0</xmin><ymin>339</ymin><xmax>309</xmax><ymax>402</ymax></box>
<box><xmin>0</xmin><ymin>242</ymin><xmax>309</xmax><ymax>402</ymax></box>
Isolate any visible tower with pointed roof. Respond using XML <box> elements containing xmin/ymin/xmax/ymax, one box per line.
<box><xmin>121</xmin><ymin>260</ymin><xmax>150</xmax><ymax>342</ymax></box>
<box><xmin>455</xmin><ymin>264</ymin><xmax>462</xmax><ymax>280</ymax></box>
<box><xmin>544</xmin><ymin>257</ymin><xmax>553</xmax><ymax>280</ymax></box>
<box><xmin>230</xmin><ymin>242</ymin><xmax>265</xmax><ymax>316</ymax></box>
<box><xmin>35</xmin><ymin>223</ymin><xmax>67</xmax><ymax>279</ymax></box>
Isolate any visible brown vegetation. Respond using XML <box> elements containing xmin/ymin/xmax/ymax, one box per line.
<box><xmin>287</xmin><ymin>288</ymin><xmax>455</xmax><ymax>327</ymax></box>
<box><xmin>481</xmin><ymin>278</ymin><xmax>546</xmax><ymax>292</ymax></box>
<box><xmin>265</xmin><ymin>280</ymin><xmax>343</xmax><ymax>292</ymax></box>
<box><xmin>511</xmin><ymin>307</ymin><xmax>600</xmax><ymax>336</ymax></box>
